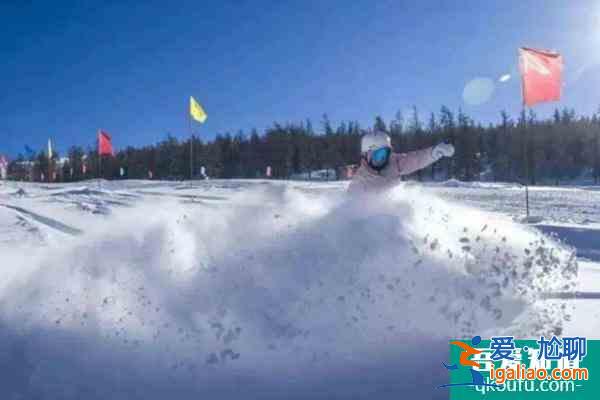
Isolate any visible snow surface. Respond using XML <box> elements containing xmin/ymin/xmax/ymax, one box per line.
<box><xmin>0</xmin><ymin>179</ymin><xmax>595</xmax><ymax>399</ymax></box>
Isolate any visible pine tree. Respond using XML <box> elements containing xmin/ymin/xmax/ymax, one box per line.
<box><xmin>439</xmin><ymin>106</ymin><xmax>455</xmax><ymax>179</ymax></box>
<box><xmin>374</xmin><ymin>116</ymin><xmax>387</xmax><ymax>133</ymax></box>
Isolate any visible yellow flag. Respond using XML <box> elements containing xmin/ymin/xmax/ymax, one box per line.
<box><xmin>190</xmin><ymin>96</ymin><xmax>207</xmax><ymax>123</ymax></box>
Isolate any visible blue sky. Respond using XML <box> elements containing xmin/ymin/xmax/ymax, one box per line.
<box><xmin>2</xmin><ymin>0</ymin><xmax>600</xmax><ymax>157</ymax></box>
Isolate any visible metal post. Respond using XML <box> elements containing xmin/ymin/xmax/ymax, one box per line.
<box><xmin>596</xmin><ymin>129</ymin><xmax>600</xmax><ymax>184</ymax></box>
<box><xmin>519</xmin><ymin>49</ymin><xmax>531</xmax><ymax>221</ymax></box>
<box><xmin>189</xmin><ymin>114</ymin><xmax>194</xmax><ymax>181</ymax></box>
<box><xmin>48</xmin><ymin>155</ymin><xmax>52</xmax><ymax>183</ymax></box>
<box><xmin>525</xmin><ymin>184</ymin><xmax>529</xmax><ymax>219</ymax></box>
<box><xmin>97</xmin><ymin>130</ymin><xmax>101</xmax><ymax>189</ymax></box>
<box><xmin>523</xmin><ymin>106</ymin><xmax>530</xmax><ymax>220</ymax></box>
<box><xmin>47</xmin><ymin>138</ymin><xmax>52</xmax><ymax>183</ymax></box>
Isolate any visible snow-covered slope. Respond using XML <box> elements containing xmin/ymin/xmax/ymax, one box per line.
<box><xmin>0</xmin><ymin>180</ymin><xmax>587</xmax><ymax>399</ymax></box>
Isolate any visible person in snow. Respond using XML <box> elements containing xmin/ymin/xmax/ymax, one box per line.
<box><xmin>348</xmin><ymin>130</ymin><xmax>455</xmax><ymax>193</ymax></box>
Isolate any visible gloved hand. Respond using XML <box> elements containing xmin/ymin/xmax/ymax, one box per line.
<box><xmin>432</xmin><ymin>142</ymin><xmax>455</xmax><ymax>160</ymax></box>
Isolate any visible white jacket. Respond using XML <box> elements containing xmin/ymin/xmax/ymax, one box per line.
<box><xmin>348</xmin><ymin>146</ymin><xmax>437</xmax><ymax>194</ymax></box>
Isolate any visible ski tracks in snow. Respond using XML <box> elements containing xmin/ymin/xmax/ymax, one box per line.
<box><xmin>0</xmin><ymin>203</ymin><xmax>84</xmax><ymax>236</ymax></box>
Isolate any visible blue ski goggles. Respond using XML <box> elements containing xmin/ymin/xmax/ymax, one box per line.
<box><xmin>368</xmin><ymin>146</ymin><xmax>391</xmax><ymax>169</ymax></box>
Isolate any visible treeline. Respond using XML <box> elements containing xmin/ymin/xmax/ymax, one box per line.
<box><xmin>8</xmin><ymin>106</ymin><xmax>600</xmax><ymax>184</ymax></box>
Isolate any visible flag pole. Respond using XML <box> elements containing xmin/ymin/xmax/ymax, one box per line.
<box><xmin>518</xmin><ymin>47</ymin><xmax>562</xmax><ymax>222</ymax></box>
<box><xmin>97</xmin><ymin>130</ymin><xmax>101</xmax><ymax>189</ymax></box>
<box><xmin>519</xmin><ymin>49</ymin><xmax>530</xmax><ymax>221</ymax></box>
<box><xmin>48</xmin><ymin>138</ymin><xmax>52</xmax><ymax>183</ymax></box>
<box><xmin>189</xmin><ymin>111</ymin><xmax>194</xmax><ymax>182</ymax></box>
<box><xmin>523</xmin><ymin>104</ymin><xmax>530</xmax><ymax>220</ymax></box>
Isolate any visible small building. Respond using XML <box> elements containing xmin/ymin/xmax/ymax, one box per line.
<box><xmin>290</xmin><ymin>168</ymin><xmax>338</xmax><ymax>181</ymax></box>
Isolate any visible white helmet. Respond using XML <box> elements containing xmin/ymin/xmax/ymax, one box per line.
<box><xmin>361</xmin><ymin>130</ymin><xmax>391</xmax><ymax>154</ymax></box>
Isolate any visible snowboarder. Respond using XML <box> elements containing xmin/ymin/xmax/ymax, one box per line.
<box><xmin>348</xmin><ymin>130</ymin><xmax>455</xmax><ymax>193</ymax></box>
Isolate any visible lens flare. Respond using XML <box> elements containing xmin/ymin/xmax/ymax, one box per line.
<box><xmin>463</xmin><ymin>77</ymin><xmax>495</xmax><ymax>106</ymax></box>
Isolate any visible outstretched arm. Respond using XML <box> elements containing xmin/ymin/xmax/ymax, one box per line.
<box><xmin>393</xmin><ymin>143</ymin><xmax>454</xmax><ymax>176</ymax></box>
<box><xmin>394</xmin><ymin>147</ymin><xmax>436</xmax><ymax>176</ymax></box>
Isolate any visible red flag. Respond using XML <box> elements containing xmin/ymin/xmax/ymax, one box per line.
<box><xmin>519</xmin><ymin>47</ymin><xmax>562</xmax><ymax>107</ymax></box>
<box><xmin>98</xmin><ymin>130</ymin><xmax>114</xmax><ymax>156</ymax></box>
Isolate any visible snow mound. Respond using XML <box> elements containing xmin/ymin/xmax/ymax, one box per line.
<box><xmin>0</xmin><ymin>182</ymin><xmax>577</xmax><ymax>399</ymax></box>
